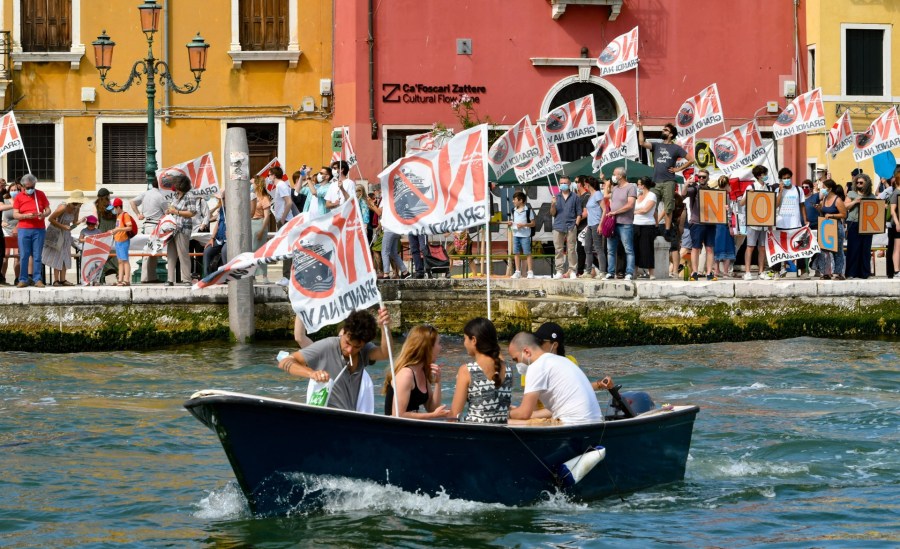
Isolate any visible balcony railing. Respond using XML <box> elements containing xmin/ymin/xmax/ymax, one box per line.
<box><xmin>0</xmin><ymin>31</ymin><xmax>11</xmax><ymax>81</ymax></box>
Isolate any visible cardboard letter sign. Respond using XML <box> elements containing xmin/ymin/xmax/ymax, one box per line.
<box><xmin>818</xmin><ymin>218</ymin><xmax>838</xmax><ymax>252</ymax></box>
<box><xmin>858</xmin><ymin>199</ymin><xmax>886</xmax><ymax>235</ymax></box>
<box><xmin>699</xmin><ymin>188</ymin><xmax>728</xmax><ymax>224</ymax></box>
<box><xmin>746</xmin><ymin>190</ymin><xmax>775</xmax><ymax>227</ymax></box>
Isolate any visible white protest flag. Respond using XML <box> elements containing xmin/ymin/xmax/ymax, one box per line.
<box><xmin>765</xmin><ymin>226</ymin><xmax>820</xmax><ymax>265</ymax></box>
<box><xmin>730</xmin><ymin>141</ymin><xmax>778</xmax><ymax>182</ymax></box>
<box><xmin>675</xmin><ymin>84</ymin><xmax>724</xmax><ymax>138</ymax></box>
<box><xmin>0</xmin><ymin>111</ymin><xmax>26</xmax><ymax>157</ymax></box>
<box><xmin>155</xmin><ymin>152</ymin><xmax>219</xmax><ymax>197</ymax></box>
<box><xmin>488</xmin><ymin>116</ymin><xmax>540</xmax><ymax>178</ymax></box>
<box><xmin>853</xmin><ymin>106</ymin><xmax>900</xmax><ymax>162</ymax></box>
<box><xmin>773</xmin><ymin>88</ymin><xmax>826</xmax><ymax>140</ymax></box>
<box><xmin>255</xmin><ymin>157</ymin><xmax>287</xmax><ymax>195</ymax></box>
<box><xmin>675</xmin><ymin>134</ymin><xmax>697</xmax><ymax>180</ymax></box>
<box><xmin>596</xmin><ymin>26</ymin><xmax>639</xmax><ymax>76</ymax></box>
<box><xmin>544</xmin><ymin>95</ymin><xmax>598</xmax><ymax>145</ymax></box>
<box><xmin>827</xmin><ymin>110</ymin><xmax>854</xmax><ymax>159</ymax></box>
<box><xmin>405</xmin><ymin>129</ymin><xmax>454</xmax><ymax>156</ymax></box>
<box><xmin>378</xmin><ymin>124</ymin><xmax>489</xmax><ymax>236</ymax></box>
<box><xmin>712</xmin><ymin>121</ymin><xmax>766</xmax><ymax>176</ymax></box>
<box><xmin>591</xmin><ymin>114</ymin><xmax>639</xmax><ymax>171</ymax></box>
<box><xmin>337</xmin><ymin>126</ymin><xmax>359</xmax><ymax>168</ymax></box>
<box><xmin>80</xmin><ymin>232</ymin><xmax>115</xmax><ymax>285</ymax></box>
<box><xmin>289</xmin><ymin>199</ymin><xmax>380</xmax><ymax>333</ymax></box>
<box><xmin>514</xmin><ymin>124</ymin><xmax>563</xmax><ymax>184</ymax></box>
<box><xmin>143</xmin><ymin>214</ymin><xmax>179</xmax><ymax>254</ymax></box>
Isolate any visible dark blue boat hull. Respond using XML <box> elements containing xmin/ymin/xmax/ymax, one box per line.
<box><xmin>184</xmin><ymin>391</ymin><xmax>698</xmax><ymax>515</ymax></box>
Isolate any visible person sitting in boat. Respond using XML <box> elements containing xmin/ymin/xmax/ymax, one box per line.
<box><xmin>507</xmin><ymin>332</ymin><xmax>603</xmax><ymax>424</ymax></box>
<box><xmin>277</xmin><ymin>308</ymin><xmax>391</xmax><ymax>413</ymax></box>
<box><xmin>450</xmin><ymin>318</ymin><xmax>512</xmax><ymax>424</ymax></box>
<box><xmin>383</xmin><ymin>325</ymin><xmax>452</xmax><ymax>419</ymax></box>
<box><xmin>534</xmin><ymin>322</ymin><xmax>614</xmax><ymax>393</ymax></box>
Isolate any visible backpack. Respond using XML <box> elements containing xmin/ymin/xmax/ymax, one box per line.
<box><xmin>122</xmin><ymin>213</ymin><xmax>138</xmax><ymax>239</ymax></box>
<box><xmin>525</xmin><ymin>205</ymin><xmax>536</xmax><ymax>237</ymax></box>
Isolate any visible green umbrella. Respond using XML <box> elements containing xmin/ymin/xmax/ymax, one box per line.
<box><xmin>493</xmin><ymin>156</ymin><xmax>677</xmax><ymax>186</ymax></box>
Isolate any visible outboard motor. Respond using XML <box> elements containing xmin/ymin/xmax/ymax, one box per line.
<box><xmin>606</xmin><ymin>385</ymin><xmax>655</xmax><ymax>420</ymax></box>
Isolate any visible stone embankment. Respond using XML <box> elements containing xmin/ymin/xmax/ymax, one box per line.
<box><xmin>2</xmin><ymin>278</ymin><xmax>898</xmax><ymax>352</ymax></box>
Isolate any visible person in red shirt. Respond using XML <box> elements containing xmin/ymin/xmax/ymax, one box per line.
<box><xmin>12</xmin><ymin>174</ymin><xmax>51</xmax><ymax>288</ymax></box>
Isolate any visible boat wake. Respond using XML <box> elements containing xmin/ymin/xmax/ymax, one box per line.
<box><xmin>193</xmin><ymin>475</ymin><xmax>588</xmax><ymax>519</ymax></box>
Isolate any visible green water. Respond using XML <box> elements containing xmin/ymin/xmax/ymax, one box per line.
<box><xmin>1</xmin><ymin>337</ymin><xmax>898</xmax><ymax>547</ymax></box>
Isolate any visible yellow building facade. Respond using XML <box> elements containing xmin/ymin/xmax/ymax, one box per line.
<box><xmin>807</xmin><ymin>0</ymin><xmax>899</xmax><ymax>182</ymax></box>
<box><xmin>0</xmin><ymin>0</ymin><xmax>333</xmax><ymax>197</ymax></box>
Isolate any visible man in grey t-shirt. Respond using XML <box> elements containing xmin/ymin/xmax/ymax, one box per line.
<box><xmin>636</xmin><ymin>121</ymin><xmax>694</xmax><ymax>243</ymax></box>
<box><xmin>277</xmin><ymin>308</ymin><xmax>391</xmax><ymax>411</ymax></box>
<box><xmin>130</xmin><ymin>179</ymin><xmax>169</xmax><ymax>283</ymax></box>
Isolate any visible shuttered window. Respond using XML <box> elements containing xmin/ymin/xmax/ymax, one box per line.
<box><xmin>5</xmin><ymin>124</ymin><xmax>55</xmax><ymax>182</ymax></box>
<box><xmin>239</xmin><ymin>0</ymin><xmax>288</xmax><ymax>51</ymax></box>
<box><xmin>102</xmin><ymin>124</ymin><xmax>147</xmax><ymax>185</ymax></box>
<box><xmin>845</xmin><ymin>29</ymin><xmax>884</xmax><ymax>96</ymax></box>
<box><xmin>21</xmin><ymin>0</ymin><xmax>72</xmax><ymax>52</ymax></box>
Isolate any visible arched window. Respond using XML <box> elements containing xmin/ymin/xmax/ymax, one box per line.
<box><xmin>548</xmin><ymin>82</ymin><xmax>618</xmax><ymax>162</ymax></box>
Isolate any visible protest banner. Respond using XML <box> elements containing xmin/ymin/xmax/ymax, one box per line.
<box><xmin>406</xmin><ymin>130</ymin><xmax>454</xmax><ymax>156</ymax></box>
<box><xmin>488</xmin><ymin>116</ymin><xmax>540</xmax><ymax>178</ymax></box>
<box><xmin>544</xmin><ymin>95</ymin><xmax>597</xmax><ymax>145</ymax></box>
<box><xmin>675</xmin><ymin>84</ymin><xmax>724</xmax><ymax>138</ymax></box>
<box><xmin>155</xmin><ymin>152</ymin><xmax>218</xmax><ymax>198</ymax></box>
<box><xmin>0</xmin><ymin>111</ymin><xmax>25</xmax><ymax>158</ymax></box>
<box><xmin>746</xmin><ymin>190</ymin><xmax>775</xmax><ymax>227</ymax></box>
<box><xmin>255</xmin><ymin>157</ymin><xmax>288</xmax><ymax>195</ymax></box>
<box><xmin>859</xmin><ymin>199</ymin><xmax>886</xmax><ymax>235</ymax></box>
<box><xmin>818</xmin><ymin>218</ymin><xmax>839</xmax><ymax>252</ymax></box>
<box><xmin>713</xmin><ymin>121</ymin><xmax>766</xmax><ymax>176</ymax></box>
<box><xmin>333</xmin><ymin>126</ymin><xmax>358</xmax><ymax>168</ymax></box>
<box><xmin>591</xmin><ymin>114</ymin><xmax>638</xmax><ymax>171</ymax></box>
<box><xmin>773</xmin><ymin>88</ymin><xmax>826</xmax><ymax>140</ymax></box>
<box><xmin>698</xmin><ymin>188</ymin><xmax>728</xmax><ymax>224</ymax></box>
<box><xmin>143</xmin><ymin>214</ymin><xmax>178</xmax><ymax>254</ymax></box>
<box><xmin>80</xmin><ymin>232</ymin><xmax>115</xmax><ymax>285</ymax></box>
<box><xmin>826</xmin><ymin>110</ymin><xmax>854</xmax><ymax>159</ymax></box>
<box><xmin>853</xmin><ymin>106</ymin><xmax>900</xmax><ymax>162</ymax></box>
<box><xmin>378</xmin><ymin>125</ymin><xmax>488</xmax><ymax>236</ymax></box>
<box><xmin>765</xmin><ymin>226</ymin><xmax>819</xmax><ymax>265</ymax></box>
<box><xmin>514</xmin><ymin>124</ymin><xmax>562</xmax><ymax>183</ymax></box>
<box><xmin>596</xmin><ymin>26</ymin><xmax>639</xmax><ymax>76</ymax></box>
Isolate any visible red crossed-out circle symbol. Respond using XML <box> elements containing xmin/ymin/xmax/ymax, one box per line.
<box><xmin>545</xmin><ymin>108</ymin><xmax>568</xmax><ymax>133</ymax></box>
<box><xmin>388</xmin><ymin>158</ymin><xmax>437</xmax><ymax>224</ymax></box>
<box><xmin>776</xmin><ymin>104</ymin><xmax>797</xmax><ymax>126</ymax></box>
<box><xmin>855</xmin><ymin>128</ymin><xmax>874</xmax><ymax>149</ymax></box>
<box><xmin>597</xmin><ymin>42</ymin><xmax>621</xmax><ymax>66</ymax></box>
<box><xmin>290</xmin><ymin>227</ymin><xmax>338</xmax><ymax>299</ymax></box>
<box><xmin>714</xmin><ymin>138</ymin><xmax>738</xmax><ymax>164</ymax></box>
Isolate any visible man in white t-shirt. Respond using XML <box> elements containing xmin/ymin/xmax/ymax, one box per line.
<box><xmin>269</xmin><ymin>166</ymin><xmax>294</xmax><ymax>285</ymax></box>
<box><xmin>771</xmin><ymin>167</ymin><xmax>808</xmax><ymax>277</ymax></box>
<box><xmin>324</xmin><ymin>160</ymin><xmax>355</xmax><ymax>210</ymax></box>
<box><xmin>508</xmin><ymin>332</ymin><xmax>603</xmax><ymax>424</ymax></box>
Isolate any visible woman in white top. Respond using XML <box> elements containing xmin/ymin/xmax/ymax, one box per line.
<box><xmin>633</xmin><ymin>177</ymin><xmax>659</xmax><ymax>279</ymax></box>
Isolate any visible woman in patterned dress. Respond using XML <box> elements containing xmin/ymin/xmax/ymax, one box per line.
<box><xmin>43</xmin><ymin>190</ymin><xmax>85</xmax><ymax>285</ymax></box>
<box><xmin>450</xmin><ymin>317</ymin><xmax>512</xmax><ymax>424</ymax></box>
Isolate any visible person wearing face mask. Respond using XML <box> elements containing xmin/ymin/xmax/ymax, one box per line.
<box><xmin>739</xmin><ymin>165</ymin><xmax>773</xmax><ymax>280</ymax></box>
<box><xmin>636</xmin><ymin>120</ymin><xmax>695</xmax><ymax>243</ymax></box>
<box><xmin>604</xmin><ymin>167</ymin><xmax>637</xmax><ymax>281</ymax></box>
<box><xmin>844</xmin><ymin>173</ymin><xmax>876</xmax><ymax>279</ymax></box>
<box><xmin>770</xmin><ymin>167</ymin><xmax>808</xmax><ymax>278</ymax></box>
<box><xmin>324</xmin><ymin>160</ymin><xmax>355</xmax><ymax>211</ymax></box>
<box><xmin>549</xmin><ymin>176</ymin><xmax>583</xmax><ymax>279</ymax></box>
<box><xmin>12</xmin><ymin>174</ymin><xmax>51</xmax><ymax>288</ymax></box>
<box><xmin>814</xmin><ymin>179</ymin><xmax>848</xmax><ymax>279</ymax></box>
<box><xmin>0</xmin><ymin>179</ymin><xmax>9</xmax><ymax>283</ymax></box>
<box><xmin>163</xmin><ymin>173</ymin><xmax>199</xmax><ymax>286</ymax></box>
<box><xmin>685</xmin><ymin>170</ymin><xmax>716</xmax><ymax>281</ymax></box>
<box><xmin>508</xmin><ymin>331</ymin><xmax>603</xmax><ymax>424</ymax></box>
<box><xmin>2</xmin><ymin>182</ymin><xmax>23</xmax><ymax>285</ymax></box>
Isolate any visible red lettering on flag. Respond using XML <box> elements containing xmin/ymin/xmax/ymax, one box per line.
<box><xmin>733</xmin><ymin>122</ymin><xmax>762</xmax><ymax>156</ymax></box>
<box><xmin>795</xmin><ymin>89</ymin><xmax>824</xmax><ymax>121</ymax></box>
<box><xmin>619</xmin><ymin>29</ymin><xmax>639</xmax><ymax>62</ymax></box>
<box><xmin>568</xmin><ymin>96</ymin><xmax>596</xmax><ymax>129</ymax></box>
<box><xmin>0</xmin><ymin>114</ymin><xmax>20</xmax><ymax>145</ymax></box>
<box><xmin>186</xmin><ymin>153</ymin><xmax>216</xmax><ymax>188</ymax></box>
<box><xmin>439</xmin><ymin>130</ymin><xmax>486</xmax><ymax>214</ymax></box>
<box><xmin>873</xmin><ymin>108</ymin><xmax>900</xmax><ymax>141</ymax></box>
<box><xmin>694</xmin><ymin>86</ymin><xmax>721</xmax><ymax>119</ymax></box>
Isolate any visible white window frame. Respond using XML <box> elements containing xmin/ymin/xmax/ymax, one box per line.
<box><xmin>537</xmin><ymin>74</ymin><xmax>627</xmax><ymax>128</ymax></box>
<box><xmin>11</xmin><ymin>0</ymin><xmax>84</xmax><ymax>70</ymax></box>
<box><xmin>219</xmin><ymin>117</ymin><xmax>286</xmax><ymax>178</ymax></box>
<box><xmin>94</xmin><ymin>116</ymin><xmax>163</xmax><ymax>195</ymax></box>
<box><xmin>839</xmin><ymin>23</ymin><xmax>891</xmax><ymax>102</ymax></box>
<box><xmin>0</xmin><ymin>118</ymin><xmax>65</xmax><ymax>192</ymax></box>
<box><xmin>807</xmin><ymin>45</ymin><xmax>816</xmax><ymax>90</ymax></box>
<box><xmin>381</xmin><ymin>125</ymin><xmax>436</xmax><ymax>166</ymax></box>
<box><xmin>228</xmin><ymin>0</ymin><xmax>301</xmax><ymax>69</ymax></box>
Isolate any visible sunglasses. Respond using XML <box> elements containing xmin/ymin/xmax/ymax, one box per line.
<box><xmin>697</xmin><ymin>175</ymin><xmax>708</xmax><ymax>179</ymax></box>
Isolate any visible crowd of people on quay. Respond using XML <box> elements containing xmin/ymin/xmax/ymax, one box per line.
<box><xmin>3</xmin><ymin>146</ymin><xmax>900</xmax><ymax>286</ymax></box>
<box><xmin>278</xmin><ymin>309</ymin><xmax>615</xmax><ymax>424</ymax></box>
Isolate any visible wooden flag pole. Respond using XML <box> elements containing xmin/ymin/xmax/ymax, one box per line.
<box><xmin>485</xmin><ymin>190</ymin><xmax>492</xmax><ymax>320</ymax></box>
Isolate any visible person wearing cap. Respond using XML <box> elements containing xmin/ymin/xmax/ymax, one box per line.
<box><xmin>109</xmin><ymin>198</ymin><xmax>136</xmax><ymax>286</ymax></box>
<box><xmin>534</xmin><ymin>322</ymin><xmax>614</xmax><ymax>392</ymax></box>
<box><xmin>12</xmin><ymin>174</ymin><xmax>52</xmax><ymax>288</ymax></box>
<box><xmin>508</xmin><ymin>331</ymin><xmax>603</xmax><ymax>424</ymax></box>
<box><xmin>94</xmin><ymin>187</ymin><xmax>119</xmax><ymax>283</ymax></box>
<box><xmin>130</xmin><ymin>177</ymin><xmax>168</xmax><ymax>283</ymax></box>
<box><xmin>43</xmin><ymin>189</ymin><xmax>86</xmax><ymax>286</ymax></box>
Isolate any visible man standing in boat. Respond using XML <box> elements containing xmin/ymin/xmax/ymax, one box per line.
<box><xmin>507</xmin><ymin>332</ymin><xmax>603</xmax><ymax>424</ymax></box>
<box><xmin>277</xmin><ymin>308</ymin><xmax>391</xmax><ymax>412</ymax></box>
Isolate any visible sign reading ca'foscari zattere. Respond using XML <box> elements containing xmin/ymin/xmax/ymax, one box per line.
<box><xmin>381</xmin><ymin>83</ymin><xmax>487</xmax><ymax>104</ymax></box>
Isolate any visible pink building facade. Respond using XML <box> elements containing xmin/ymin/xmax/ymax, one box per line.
<box><xmin>334</xmin><ymin>0</ymin><xmax>808</xmax><ymax>181</ymax></box>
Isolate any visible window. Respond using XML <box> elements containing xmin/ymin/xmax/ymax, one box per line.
<box><xmin>842</xmin><ymin>24</ymin><xmax>891</xmax><ymax>99</ymax></box>
<box><xmin>807</xmin><ymin>45</ymin><xmax>816</xmax><ymax>89</ymax></box>
<box><xmin>6</xmin><ymin>123</ymin><xmax>55</xmax><ymax>182</ymax></box>
<box><xmin>20</xmin><ymin>0</ymin><xmax>71</xmax><ymax>52</ymax></box>
<box><xmin>102</xmin><ymin>124</ymin><xmax>147</xmax><ymax>185</ymax></box>
<box><xmin>385</xmin><ymin>129</ymin><xmax>428</xmax><ymax>165</ymax></box>
<box><xmin>239</xmin><ymin>0</ymin><xmax>288</xmax><ymax>51</ymax></box>
<box><xmin>226</xmin><ymin>122</ymin><xmax>279</xmax><ymax>176</ymax></box>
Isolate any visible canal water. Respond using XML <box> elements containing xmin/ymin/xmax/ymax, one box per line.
<box><xmin>1</xmin><ymin>337</ymin><xmax>897</xmax><ymax>547</ymax></box>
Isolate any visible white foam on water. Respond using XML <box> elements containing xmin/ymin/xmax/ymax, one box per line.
<box><xmin>692</xmin><ymin>458</ymin><xmax>809</xmax><ymax>479</ymax></box>
<box><xmin>193</xmin><ymin>482</ymin><xmax>249</xmax><ymax>520</ymax></box>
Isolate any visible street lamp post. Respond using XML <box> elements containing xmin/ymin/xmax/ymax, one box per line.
<box><xmin>92</xmin><ymin>0</ymin><xmax>209</xmax><ymax>189</ymax></box>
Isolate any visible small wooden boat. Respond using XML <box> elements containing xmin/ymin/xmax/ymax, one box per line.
<box><xmin>184</xmin><ymin>390</ymin><xmax>699</xmax><ymax>516</ymax></box>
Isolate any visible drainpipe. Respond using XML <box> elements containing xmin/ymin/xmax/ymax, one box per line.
<box><xmin>163</xmin><ymin>0</ymin><xmax>171</xmax><ymax>125</ymax></box>
<box><xmin>793</xmin><ymin>0</ymin><xmax>801</xmax><ymax>174</ymax></box>
<box><xmin>368</xmin><ymin>0</ymin><xmax>377</xmax><ymax>139</ymax></box>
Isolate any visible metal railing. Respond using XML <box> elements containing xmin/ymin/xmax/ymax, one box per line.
<box><xmin>0</xmin><ymin>31</ymin><xmax>10</xmax><ymax>81</ymax></box>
